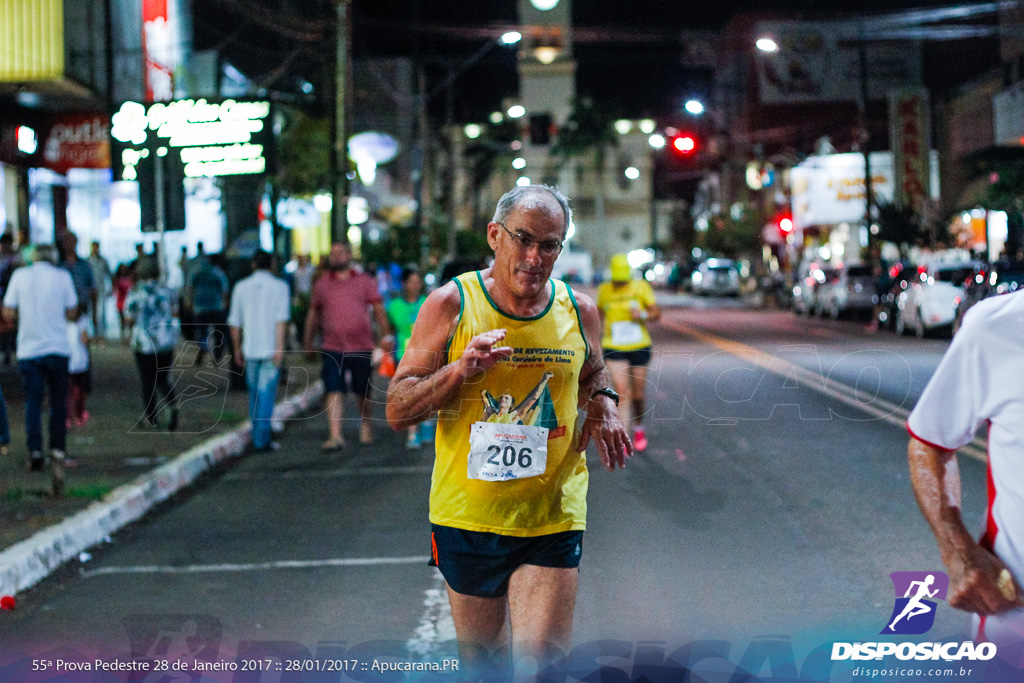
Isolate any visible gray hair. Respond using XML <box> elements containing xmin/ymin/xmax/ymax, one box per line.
<box><xmin>492</xmin><ymin>185</ymin><xmax>572</xmax><ymax>236</ymax></box>
<box><xmin>32</xmin><ymin>244</ymin><xmax>58</xmax><ymax>264</ymax></box>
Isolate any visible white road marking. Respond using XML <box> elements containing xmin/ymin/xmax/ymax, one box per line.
<box><xmin>662</xmin><ymin>318</ymin><xmax>988</xmax><ymax>462</ymax></box>
<box><xmin>81</xmin><ymin>555</ymin><xmax>431</xmax><ymax>578</ymax></box>
<box><xmin>223</xmin><ymin>465</ymin><xmax>434</xmax><ymax>481</ymax></box>
<box><xmin>407</xmin><ymin>568</ymin><xmax>457</xmax><ymax>659</ymax></box>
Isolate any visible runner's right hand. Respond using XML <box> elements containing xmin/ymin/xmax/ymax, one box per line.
<box><xmin>459</xmin><ymin>329</ymin><xmax>513</xmax><ymax>378</ymax></box>
<box><xmin>946</xmin><ymin>544</ymin><xmax>1024</xmax><ymax>615</ymax></box>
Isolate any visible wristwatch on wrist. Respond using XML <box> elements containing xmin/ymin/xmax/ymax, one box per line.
<box><xmin>591</xmin><ymin>387</ymin><xmax>620</xmax><ymax>406</ymax></box>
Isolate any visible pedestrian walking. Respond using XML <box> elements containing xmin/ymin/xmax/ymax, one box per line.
<box><xmin>385</xmin><ymin>185</ymin><xmax>631</xmax><ymax>675</ymax></box>
<box><xmin>125</xmin><ymin>259</ymin><xmax>180</xmax><ymax>430</ymax></box>
<box><xmin>87</xmin><ymin>240</ymin><xmax>112</xmax><ymax>341</ymax></box>
<box><xmin>60</xmin><ymin>233</ymin><xmax>96</xmax><ymax>328</ymax></box>
<box><xmin>114</xmin><ymin>264</ymin><xmax>133</xmax><ymax>341</ymax></box>
<box><xmin>386</xmin><ymin>267</ymin><xmax>429</xmax><ymax>448</ymax></box>
<box><xmin>289</xmin><ymin>253</ymin><xmax>315</xmax><ymax>350</ymax></box>
<box><xmin>228</xmin><ymin>250</ymin><xmax>290</xmax><ymax>452</ymax></box>
<box><xmin>596</xmin><ymin>253</ymin><xmax>661</xmax><ymax>452</ymax></box>
<box><xmin>186</xmin><ymin>252</ymin><xmax>229</xmax><ymax>365</ymax></box>
<box><xmin>304</xmin><ymin>242</ymin><xmax>393</xmax><ymax>449</ymax></box>
<box><xmin>0</xmin><ymin>233</ymin><xmax>21</xmax><ymax>364</ymax></box>
<box><xmin>1</xmin><ymin>243</ymin><xmax>78</xmax><ymax>480</ymax></box>
<box><xmin>66</xmin><ymin>303</ymin><xmax>93</xmax><ymax>428</ymax></box>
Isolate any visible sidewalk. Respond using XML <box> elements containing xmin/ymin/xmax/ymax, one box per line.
<box><xmin>0</xmin><ymin>341</ymin><xmax>325</xmax><ymax>595</ymax></box>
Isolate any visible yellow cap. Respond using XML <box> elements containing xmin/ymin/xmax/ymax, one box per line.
<box><xmin>610</xmin><ymin>254</ymin><xmax>631</xmax><ymax>281</ymax></box>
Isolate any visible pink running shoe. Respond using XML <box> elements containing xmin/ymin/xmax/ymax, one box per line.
<box><xmin>633</xmin><ymin>426</ymin><xmax>648</xmax><ymax>452</ymax></box>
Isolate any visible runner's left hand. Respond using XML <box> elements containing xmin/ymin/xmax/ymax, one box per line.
<box><xmin>578</xmin><ymin>397</ymin><xmax>632</xmax><ymax>471</ymax></box>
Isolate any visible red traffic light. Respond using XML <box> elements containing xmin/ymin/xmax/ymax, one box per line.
<box><xmin>672</xmin><ymin>134</ymin><xmax>697</xmax><ymax>155</ymax></box>
<box><xmin>779</xmin><ymin>217</ymin><xmax>794</xmax><ymax>233</ymax></box>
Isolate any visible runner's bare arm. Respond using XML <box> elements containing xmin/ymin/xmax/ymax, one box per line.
<box><xmin>908</xmin><ymin>437</ymin><xmax>1023</xmax><ymax>614</ymax></box>
<box><xmin>386</xmin><ymin>282</ymin><xmax>512</xmax><ymax>431</ymax></box>
<box><xmin>573</xmin><ymin>292</ymin><xmax>632</xmax><ymax>471</ymax></box>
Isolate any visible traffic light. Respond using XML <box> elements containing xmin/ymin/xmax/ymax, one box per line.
<box><xmin>776</xmin><ymin>214</ymin><xmax>794</xmax><ymax>240</ymax></box>
<box><xmin>671</xmin><ymin>133</ymin><xmax>697</xmax><ymax>156</ymax></box>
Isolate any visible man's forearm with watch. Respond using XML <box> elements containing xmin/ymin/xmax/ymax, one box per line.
<box><xmin>578</xmin><ymin>359</ymin><xmax>617</xmax><ymax>410</ymax></box>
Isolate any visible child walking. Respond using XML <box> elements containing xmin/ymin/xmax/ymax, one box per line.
<box><xmin>67</xmin><ymin>303</ymin><xmax>93</xmax><ymax>429</ymax></box>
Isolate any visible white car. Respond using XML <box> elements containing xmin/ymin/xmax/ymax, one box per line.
<box><xmin>894</xmin><ymin>264</ymin><xmax>977</xmax><ymax>337</ymax></box>
<box><xmin>692</xmin><ymin>259</ymin><xmax>741</xmax><ymax>297</ymax></box>
<box><xmin>816</xmin><ymin>265</ymin><xmax>877</xmax><ymax>319</ymax></box>
<box><xmin>791</xmin><ymin>264</ymin><xmax>834</xmax><ymax>316</ymax></box>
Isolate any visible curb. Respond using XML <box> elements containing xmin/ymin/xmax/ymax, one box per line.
<box><xmin>0</xmin><ymin>380</ymin><xmax>325</xmax><ymax>598</ymax></box>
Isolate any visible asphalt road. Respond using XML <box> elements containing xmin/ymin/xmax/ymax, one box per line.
<box><xmin>0</xmin><ymin>295</ymin><xmax>990</xmax><ymax>680</ymax></box>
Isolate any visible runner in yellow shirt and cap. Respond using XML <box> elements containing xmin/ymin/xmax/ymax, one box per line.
<box><xmin>596</xmin><ymin>254</ymin><xmax>661</xmax><ymax>451</ymax></box>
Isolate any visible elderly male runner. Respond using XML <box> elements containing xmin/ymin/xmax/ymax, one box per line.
<box><xmin>907</xmin><ymin>290</ymin><xmax>1024</xmax><ymax>646</ymax></box>
<box><xmin>386</xmin><ymin>185</ymin><xmax>632</xmax><ymax>669</ymax></box>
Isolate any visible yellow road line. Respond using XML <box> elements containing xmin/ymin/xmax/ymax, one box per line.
<box><xmin>661</xmin><ymin>318</ymin><xmax>988</xmax><ymax>463</ymax></box>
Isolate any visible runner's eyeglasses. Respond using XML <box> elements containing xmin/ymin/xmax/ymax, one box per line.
<box><xmin>499</xmin><ymin>223</ymin><xmax>563</xmax><ymax>257</ymax></box>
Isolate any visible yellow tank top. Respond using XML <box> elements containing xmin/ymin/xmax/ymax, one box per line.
<box><xmin>597</xmin><ymin>278</ymin><xmax>656</xmax><ymax>351</ymax></box>
<box><xmin>431</xmin><ymin>271</ymin><xmax>590</xmax><ymax>536</ymax></box>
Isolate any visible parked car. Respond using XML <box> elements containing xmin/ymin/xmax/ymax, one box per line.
<box><xmin>893</xmin><ymin>263</ymin><xmax>978</xmax><ymax>337</ymax></box>
<box><xmin>876</xmin><ymin>265</ymin><xmax>917</xmax><ymax>331</ymax></box>
<box><xmin>691</xmin><ymin>258</ymin><xmax>741</xmax><ymax>296</ymax></box>
<box><xmin>953</xmin><ymin>262</ymin><xmax>1024</xmax><ymax>335</ymax></box>
<box><xmin>792</xmin><ymin>263</ymin><xmax>834</xmax><ymax>316</ymax></box>
<box><xmin>816</xmin><ymin>264</ymin><xmax>876</xmax><ymax>319</ymax></box>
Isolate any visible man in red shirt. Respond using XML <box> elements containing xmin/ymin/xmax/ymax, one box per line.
<box><xmin>304</xmin><ymin>242</ymin><xmax>393</xmax><ymax>448</ymax></box>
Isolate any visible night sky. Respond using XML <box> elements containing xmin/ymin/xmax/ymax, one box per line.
<box><xmin>193</xmin><ymin>0</ymin><xmax>1005</xmax><ymax>123</ymax></box>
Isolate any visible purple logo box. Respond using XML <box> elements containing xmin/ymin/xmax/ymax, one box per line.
<box><xmin>889</xmin><ymin>571</ymin><xmax>949</xmax><ymax>600</ymax></box>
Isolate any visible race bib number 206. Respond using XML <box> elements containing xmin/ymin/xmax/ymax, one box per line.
<box><xmin>468</xmin><ymin>421</ymin><xmax>548</xmax><ymax>481</ymax></box>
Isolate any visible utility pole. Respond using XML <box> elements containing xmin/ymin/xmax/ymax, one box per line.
<box><xmin>331</xmin><ymin>0</ymin><xmax>352</xmax><ymax>244</ymax></box>
<box><xmin>416</xmin><ymin>66</ymin><xmax>430</xmax><ymax>267</ymax></box>
<box><xmin>857</xmin><ymin>23</ymin><xmax>875</xmax><ymax>248</ymax></box>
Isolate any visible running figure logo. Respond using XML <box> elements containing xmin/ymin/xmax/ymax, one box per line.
<box><xmin>881</xmin><ymin>571</ymin><xmax>949</xmax><ymax>635</ymax></box>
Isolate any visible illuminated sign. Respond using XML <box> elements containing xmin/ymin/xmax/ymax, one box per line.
<box><xmin>889</xmin><ymin>90</ymin><xmax>930</xmax><ymax>212</ymax></box>
<box><xmin>41</xmin><ymin>115</ymin><xmax>110</xmax><ymax>173</ymax></box>
<box><xmin>16</xmin><ymin>127</ymin><xmax>37</xmax><ymax>155</ymax></box>
<box><xmin>142</xmin><ymin>0</ymin><xmax>179</xmax><ymax>101</ymax></box>
<box><xmin>110</xmin><ymin>98</ymin><xmax>273</xmax><ymax>180</ymax></box>
<box><xmin>0</xmin><ymin>0</ymin><xmax>64</xmax><ymax>82</ymax></box>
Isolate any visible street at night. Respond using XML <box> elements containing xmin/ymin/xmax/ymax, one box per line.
<box><xmin>4</xmin><ymin>0</ymin><xmax>1024</xmax><ymax>680</ymax></box>
<box><xmin>0</xmin><ymin>296</ymin><xmax>991</xmax><ymax>679</ymax></box>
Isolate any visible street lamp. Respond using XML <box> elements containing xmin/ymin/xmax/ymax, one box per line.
<box><xmin>755</xmin><ymin>31</ymin><xmax>875</xmax><ymax>251</ymax></box>
<box><xmin>416</xmin><ymin>29</ymin><xmax>523</xmax><ymax>265</ymax></box>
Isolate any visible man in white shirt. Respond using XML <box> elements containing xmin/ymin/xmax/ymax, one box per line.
<box><xmin>228</xmin><ymin>251</ymin><xmax>290</xmax><ymax>452</ymax></box>
<box><xmin>907</xmin><ymin>290</ymin><xmax>1024</xmax><ymax>646</ymax></box>
<box><xmin>2</xmin><ymin>243</ymin><xmax>79</xmax><ymax>475</ymax></box>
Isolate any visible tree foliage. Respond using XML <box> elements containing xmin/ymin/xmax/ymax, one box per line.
<box><xmin>276</xmin><ymin>113</ymin><xmax>332</xmax><ymax>197</ymax></box>
<box><xmin>875</xmin><ymin>201</ymin><xmax>952</xmax><ymax>256</ymax></box>
<box><xmin>551</xmin><ymin>97</ymin><xmax>618</xmax><ymax>171</ymax></box>
<box><xmin>874</xmin><ymin>201</ymin><xmax>920</xmax><ymax>257</ymax></box>
<box><xmin>697</xmin><ymin>206</ymin><xmax>760</xmax><ymax>258</ymax></box>
<box><xmin>983</xmin><ymin>163</ymin><xmax>1024</xmax><ymax>258</ymax></box>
